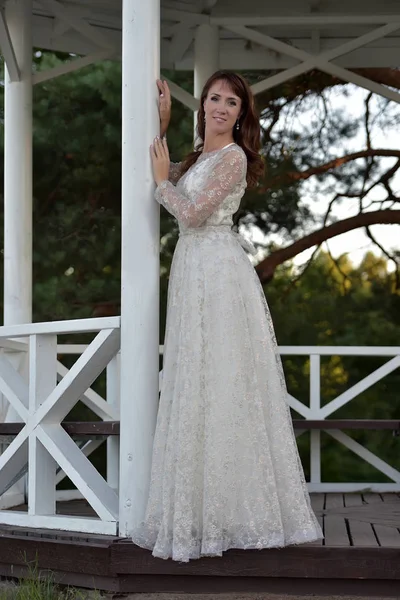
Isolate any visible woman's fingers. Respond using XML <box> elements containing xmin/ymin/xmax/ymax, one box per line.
<box><xmin>151</xmin><ymin>137</ymin><xmax>169</xmax><ymax>160</ymax></box>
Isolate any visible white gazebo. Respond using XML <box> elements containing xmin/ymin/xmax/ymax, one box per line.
<box><xmin>0</xmin><ymin>0</ymin><xmax>399</xmax><ymax>541</ymax></box>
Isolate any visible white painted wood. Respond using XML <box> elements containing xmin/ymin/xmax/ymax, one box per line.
<box><xmin>119</xmin><ymin>0</ymin><xmax>160</xmax><ymax>538</ymax></box>
<box><xmin>310</xmin><ymin>431</ymin><xmax>321</xmax><ymax>484</ymax></box>
<box><xmin>0</xmin><ymin>491</ymin><xmax>25</xmax><ymax>509</ymax></box>
<box><xmin>279</xmin><ymin>346</ymin><xmax>400</xmax><ymax>356</ymax></box>
<box><xmin>327</xmin><ymin>430</ymin><xmax>400</xmax><ymax>483</ymax></box>
<box><xmin>225</xmin><ymin>24</ymin><xmax>400</xmax><ymax>104</ymax></box>
<box><xmin>287</xmin><ymin>393</ymin><xmax>311</xmax><ymax>419</ymax></box>
<box><xmin>161</xmin><ymin>8</ymin><xmax>208</xmax><ymax>24</ymax></box>
<box><xmin>308</xmin><ymin>482</ymin><xmax>400</xmax><ymax>493</ymax></box>
<box><xmin>55</xmin><ymin>489</ymin><xmax>83</xmax><ymax>501</ymax></box>
<box><xmin>36</xmin><ymin>424</ymin><xmax>118</xmax><ymax>521</ymax></box>
<box><xmin>0</xmin><ymin>340</ymin><xmax>28</xmax><ymax>352</ymax></box>
<box><xmin>0</xmin><ymin>316</ymin><xmax>120</xmax><ymax>339</ymax></box>
<box><xmin>164</xmin><ymin>76</ymin><xmax>198</xmax><ymax>110</ymax></box>
<box><xmin>0</xmin><ymin>10</ymin><xmax>20</xmax><ymax>81</ymax></box>
<box><xmin>309</xmin><ymin>354</ymin><xmax>320</xmax><ymax>417</ymax></box>
<box><xmin>57</xmin><ymin>344</ymin><xmax>88</xmax><ymax>354</ymax></box>
<box><xmin>319</xmin><ymin>355</ymin><xmax>400</xmax><ymax>419</ymax></box>
<box><xmin>106</xmin><ymin>353</ymin><xmax>120</xmax><ymax>492</ymax></box>
<box><xmin>0</xmin><ymin>439</ymin><xmax>28</xmax><ymax>497</ymax></box>
<box><xmin>0</xmin><ymin>355</ymin><xmax>29</xmax><ymax>420</ymax></box>
<box><xmin>194</xmin><ymin>23</ymin><xmax>219</xmax><ymax>98</ymax></box>
<box><xmin>52</xmin><ymin>16</ymin><xmax>69</xmax><ymax>36</ymax></box>
<box><xmin>28</xmin><ymin>335</ymin><xmax>57</xmax><ymax>516</ymax></box>
<box><xmin>33</xmin><ymin>49</ymin><xmax>113</xmax><ymax>84</ymax></box>
<box><xmin>212</xmin><ymin>15</ymin><xmax>400</xmax><ymax>26</ymax></box>
<box><xmin>309</xmin><ymin>355</ymin><xmax>321</xmax><ymax>484</ymax></box>
<box><xmin>169</xmin><ymin>23</ymin><xmax>194</xmax><ymax>64</ymax></box>
<box><xmin>4</xmin><ymin>0</ymin><xmax>32</xmax><ymax>327</ymax></box>
<box><xmin>56</xmin><ymin>361</ymin><xmax>117</xmax><ymax>421</ymax></box>
<box><xmin>35</xmin><ymin>328</ymin><xmax>120</xmax><ymax>425</ymax></box>
<box><xmin>38</xmin><ymin>0</ymin><xmax>116</xmax><ymax>50</ymax></box>
<box><xmin>0</xmin><ymin>510</ymin><xmax>118</xmax><ymax>534</ymax></box>
<box><xmin>55</xmin><ymin>439</ymin><xmax>104</xmax><ymax>485</ymax></box>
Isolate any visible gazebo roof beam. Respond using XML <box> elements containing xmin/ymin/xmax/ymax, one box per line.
<box><xmin>225</xmin><ymin>23</ymin><xmax>400</xmax><ymax>103</ymax></box>
<box><xmin>37</xmin><ymin>0</ymin><xmax>116</xmax><ymax>50</ymax></box>
<box><xmin>164</xmin><ymin>76</ymin><xmax>198</xmax><ymax>110</ymax></box>
<box><xmin>0</xmin><ymin>10</ymin><xmax>20</xmax><ymax>82</ymax></box>
<box><xmin>161</xmin><ymin>8</ymin><xmax>209</xmax><ymax>25</ymax></box>
<box><xmin>33</xmin><ymin>49</ymin><xmax>113</xmax><ymax>85</ymax></box>
<box><xmin>212</xmin><ymin>14</ymin><xmax>400</xmax><ymax>27</ymax></box>
<box><xmin>169</xmin><ymin>24</ymin><xmax>194</xmax><ymax>64</ymax></box>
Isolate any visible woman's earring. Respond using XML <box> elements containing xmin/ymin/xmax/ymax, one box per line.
<box><xmin>236</xmin><ymin>119</ymin><xmax>240</xmax><ymax>131</ymax></box>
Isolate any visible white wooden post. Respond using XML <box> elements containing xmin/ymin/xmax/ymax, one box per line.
<box><xmin>119</xmin><ymin>0</ymin><xmax>160</xmax><ymax>537</ymax></box>
<box><xmin>4</xmin><ymin>0</ymin><xmax>32</xmax><ymax>326</ymax></box>
<box><xmin>1</xmin><ymin>0</ymin><xmax>32</xmax><ymax>509</ymax></box>
<box><xmin>193</xmin><ymin>24</ymin><xmax>219</xmax><ymax>138</ymax></box>
<box><xmin>106</xmin><ymin>351</ymin><xmax>120</xmax><ymax>492</ymax></box>
<box><xmin>194</xmin><ymin>24</ymin><xmax>219</xmax><ymax>99</ymax></box>
<box><xmin>28</xmin><ymin>334</ymin><xmax>57</xmax><ymax>515</ymax></box>
<box><xmin>309</xmin><ymin>354</ymin><xmax>321</xmax><ymax>484</ymax></box>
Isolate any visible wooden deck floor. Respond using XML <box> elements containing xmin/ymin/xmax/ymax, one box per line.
<box><xmin>0</xmin><ymin>493</ymin><xmax>399</xmax><ymax>596</ymax></box>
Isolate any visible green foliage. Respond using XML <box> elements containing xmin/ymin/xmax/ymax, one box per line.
<box><xmin>265</xmin><ymin>250</ymin><xmax>400</xmax><ymax>481</ymax></box>
<box><xmin>0</xmin><ymin>52</ymin><xmax>398</xmax><ymax>485</ymax></box>
<box><xmin>0</xmin><ymin>557</ymin><xmax>101</xmax><ymax>599</ymax></box>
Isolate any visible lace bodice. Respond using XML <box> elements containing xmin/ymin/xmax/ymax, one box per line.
<box><xmin>155</xmin><ymin>143</ymin><xmax>247</xmax><ymax>231</ymax></box>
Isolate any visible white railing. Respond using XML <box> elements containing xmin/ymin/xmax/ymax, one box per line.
<box><xmin>0</xmin><ymin>317</ymin><xmax>120</xmax><ymax>534</ymax></box>
<box><xmin>0</xmin><ymin>334</ymin><xmax>398</xmax><ymax>537</ymax></box>
<box><xmin>280</xmin><ymin>346</ymin><xmax>400</xmax><ymax>493</ymax></box>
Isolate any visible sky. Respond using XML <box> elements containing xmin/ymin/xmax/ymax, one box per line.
<box><xmin>249</xmin><ymin>86</ymin><xmax>400</xmax><ymax>270</ymax></box>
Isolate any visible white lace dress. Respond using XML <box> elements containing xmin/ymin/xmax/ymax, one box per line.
<box><xmin>131</xmin><ymin>143</ymin><xmax>323</xmax><ymax>562</ymax></box>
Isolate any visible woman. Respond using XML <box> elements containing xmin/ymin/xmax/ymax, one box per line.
<box><xmin>132</xmin><ymin>71</ymin><xmax>323</xmax><ymax>562</ymax></box>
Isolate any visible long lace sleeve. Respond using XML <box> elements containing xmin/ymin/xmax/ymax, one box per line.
<box><xmin>168</xmin><ymin>162</ymin><xmax>182</xmax><ymax>185</ymax></box>
<box><xmin>155</xmin><ymin>147</ymin><xmax>246</xmax><ymax>228</ymax></box>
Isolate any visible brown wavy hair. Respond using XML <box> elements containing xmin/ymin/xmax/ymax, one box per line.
<box><xmin>180</xmin><ymin>71</ymin><xmax>264</xmax><ymax>188</ymax></box>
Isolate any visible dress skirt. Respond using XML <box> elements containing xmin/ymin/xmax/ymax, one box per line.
<box><xmin>131</xmin><ymin>224</ymin><xmax>323</xmax><ymax>562</ymax></box>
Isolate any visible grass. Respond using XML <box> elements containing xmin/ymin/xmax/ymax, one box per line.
<box><xmin>0</xmin><ymin>559</ymin><xmax>103</xmax><ymax>600</ymax></box>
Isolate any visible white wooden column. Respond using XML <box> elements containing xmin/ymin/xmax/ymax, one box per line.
<box><xmin>193</xmin><ymin>24</ymin><xmax>219</xmax><ymax>139</ymax></box>
<box><xmin>4</xmin><ymin>0</ymin><xmax>32</xmax><ymax>326</ymax></box>
<box><xmin>119</xmin><ymin>0</ymin><xmax>160</xmax><ymax>537</ymax></box>
<box><xmin>194</xmin><ymin>24</ymin><xmax>219</xmax><ymax>98</ymax></box>
<box><xmin>1</xmin><ymin>0</ymin><xmax>32</xmax><ymax>509</ymax></box>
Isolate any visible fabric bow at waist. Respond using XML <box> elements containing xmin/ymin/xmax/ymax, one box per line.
<box><xmin>179</xmin><ymin>224</ymin><xmax>257</xmax><ymax>256</ymax></box>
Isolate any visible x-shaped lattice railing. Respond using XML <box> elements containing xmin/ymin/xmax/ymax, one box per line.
<box><xmin>0</xmin><ymin>318</ymin><xmax>120</xmax><ymax>532</ymax></box>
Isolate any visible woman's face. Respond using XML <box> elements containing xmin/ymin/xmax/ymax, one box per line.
<box><xmin>203</xmin><ymin>80</ymin><xmax>242</xmax><ymax>136</ymax></box>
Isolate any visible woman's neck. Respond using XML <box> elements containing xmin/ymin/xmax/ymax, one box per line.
<box><xmin>202</xmin><ymin>134</ymin><xmax>234</xmax><ymax>154</ymax></box>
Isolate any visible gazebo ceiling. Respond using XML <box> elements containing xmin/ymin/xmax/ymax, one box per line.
<box><xmin>3</xmin><ymin>0</ymin><xmax>400</xmax><ymax>69</ymax></box>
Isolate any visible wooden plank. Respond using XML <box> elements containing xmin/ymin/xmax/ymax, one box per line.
<box><xmin>321</xmin><ymin>494</ymin><xmax>349</xmax><ymax>547</ymax></box>
<box><xmin>374</xmin><ymin>524</ymin><xmax>400</xmax><ymax>547</ymax></box>
<box><xmin>363</xmin><ymin>492</ymin><xmax>384</xmax><ymax>504</ymax></box>
<box><xmin>0</xmin><ymin>534</ymin><xmax>114</xmax><ymax>576</ymax></box>
<box><xmin>381</xmin><ymin>493</ymin><xmax>400</xmax><ymax>503</ymax></box>
<box><xmin>2</xmin><ymin>420</ymin><xmax>399</xmax><ymax>436</ymax></box>
<box><xmin>308</xmin><ymin>493</ymin><xmax>324</xmax><ymax>546</ymax></box>
<box><xmin>0</xmin><ymin>421</ymin><xmax>120</xmax><ymax>437</ymax></box>
<box><xmin>111</xmin><ymin>543</ymin><xmax>400</xmax><ymax>579</ymax></box>
<box><xmin>344</xmin><ymin>493</ymin><xmax>364</xmax><ymax>507</ymax></box>
<box><xmin>345</xmin><ymin>494</ymin><xmax>382</xmax><ymax>547</ymax></box>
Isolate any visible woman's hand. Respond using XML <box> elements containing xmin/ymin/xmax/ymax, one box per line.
<box><xmin>157</xmin><ymin>79</ymin><xmax>171</xmax><ymax>138</ymax></box>
<box><xmin>150</xmin><ymin>137</ymin><xmax>170</xmax><ymax>186</ymax></box>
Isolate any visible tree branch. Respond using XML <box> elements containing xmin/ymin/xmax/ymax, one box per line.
<box><xmin>255</xmin><ymin>209</ymin><xmax>400</xmax><ymax>283</ymax></box>
<box><xmin>264</xmin><ymin>149</ymin><xmax>400</xmax><ymax>190</ymax></box>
